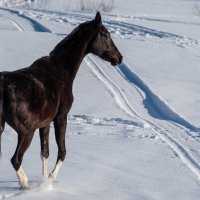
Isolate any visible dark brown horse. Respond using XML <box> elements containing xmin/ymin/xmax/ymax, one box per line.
<box><xmin>0</xmin><ymin>12</ymin><xmax>122</xmax><ymax>189</ymax></box>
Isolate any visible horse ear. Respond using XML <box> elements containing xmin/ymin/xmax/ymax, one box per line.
<box><xmin>95</xmin><ymin>11</ymin><xmax>102</xmax><ymax>27</ymax></box>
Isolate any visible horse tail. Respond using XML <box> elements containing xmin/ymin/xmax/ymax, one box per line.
<box><xmin>0</xmin><ymin>74</ymin><xmax>5</xmax><ymax>158</ymax></box>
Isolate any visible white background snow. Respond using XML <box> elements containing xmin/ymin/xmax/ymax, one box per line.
<box><xmin>0</xmin><ymin>0</ymin><xmax>200</xmax><ymax>199</ymax></box>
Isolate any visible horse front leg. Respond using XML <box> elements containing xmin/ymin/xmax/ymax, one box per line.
<box><xmin>39</xmin><ymin>125</ymin><xmax>50</xmax><ymax>178</ymax></box>
<box><xmin>11</xmin><ymin>132</ymin><xmax>34</xmax><ymax>189</ymax></box>
<box><xmin>49</xmin><ymin>116</ymin><xmax>67</xmax><ymax>181</ymax></box>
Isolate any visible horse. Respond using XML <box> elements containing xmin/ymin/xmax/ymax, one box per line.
<box><xmin>0</xmin><ymin>11</ymin><xmax>123</xmax><ymax>189</ymax></box>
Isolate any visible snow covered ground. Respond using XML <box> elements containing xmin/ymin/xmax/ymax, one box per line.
<box><xmin>0</xmin><ymin>0</ymin><xmax>200</xmax><ymax>199</ymax></box>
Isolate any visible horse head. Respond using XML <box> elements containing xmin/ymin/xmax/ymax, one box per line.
<box><xmin>88</xmin><ymin>12</ymin><xmax>123</xmax><ymax>66</ymax></box>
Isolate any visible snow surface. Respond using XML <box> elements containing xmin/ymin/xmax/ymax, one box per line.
<box><xmin>0</xmin><ymin>0</ymin><xmax>200</xmax><ymax>199</ymax></box>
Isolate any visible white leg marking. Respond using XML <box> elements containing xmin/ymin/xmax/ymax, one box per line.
<box><xmin>49</xmin><ymin>160</ymin><xmax>63</xmax><ymax>181</ymax></box>
<box><xmin>42</xmin><ymin>157</ymin><xmax>49</xmax><ymax>178</ymax></box>
<box><xmin>16</xmin><ymin>166</ymin><xmax>29</xmax><ymax>189</ymax></box>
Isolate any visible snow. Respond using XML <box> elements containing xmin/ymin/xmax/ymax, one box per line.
<box><xmin>0</xmin><ymin>0</ymin><xmax>200</xmax><ymax>199</ymax></box>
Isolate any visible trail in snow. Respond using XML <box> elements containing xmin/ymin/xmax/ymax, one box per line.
<box><xmin>67</xmin><ymin>115</ymin><xmax>155</xmax><ymax>139</ymax></box>
<box><xmin>1</xmin><ymin>6</ymin><xmax>200</xmax><ymax>184</ymax></box>
<box><xmin>3</xmin><ymin>7</ymin><xmax>199</xmax><ymax>47</ymax></box>
<box><xmin>84</xmin><ymin>54</ymin><xmax>200</xmax><ymax>181</ymax></box>
<box><xmin>0</xmin><ymin>7</ymin><xmax>51</xmax><ymax>32</ymax></box>
<box><xmin>85</xmin><ymin>56</ymin><xmax>145</xmax><ymax>121</ymax></box>
<box><xmin>104</xmin><ymin>12</ymin><xmax>200</xmax><ymax>27</ymax></box>
<box><xmin>118</xmin><ymin>63</ymin><xmax>199</xmax><ymax>132</ymax></box>
<box><xmin>0</xmin><ymin>13</ymin><xmax>25</xmax><ymax>31</ymax></box>
<box><xmin>68</xmin><ymin>115</ymin><xmax>145</xmax><ymax>129</ymax></box>
<box><xmin>29</xmin><ymin>8</ymin><xmax>180</xmax><ymax>38</ymax></box>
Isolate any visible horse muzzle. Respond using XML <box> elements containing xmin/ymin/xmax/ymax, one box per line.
<box><xmin>111</xmin><ymin>55</ymin><xmax>123</xmax><ymax>66</ymax></box>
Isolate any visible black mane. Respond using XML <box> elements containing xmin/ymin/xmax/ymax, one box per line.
<box><xmin>50</xmin><ymin>21</ymin><xmax>94</xmax><ymax>59</ymax></box>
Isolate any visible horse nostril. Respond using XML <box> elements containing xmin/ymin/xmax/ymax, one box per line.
<box><xmin>119</xmin><ymin>55</ymin><xmax>123</xmax><ymax>64</ymax></box>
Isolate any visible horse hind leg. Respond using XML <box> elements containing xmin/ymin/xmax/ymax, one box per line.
<box><xmin>11</xmin><ymin>131</ymin><xmax>34</xmax><ymax>189</ymax></box>
<box><xmin>39</xmin><ymin>125</ymin><xmax>50</xmax><ymax>178</ymax></box>
<box><xmin>0</xmin><ymin>118</ymin><xmax>5</xmax><ymax>158</ymax></box>
<box><xmin>0</xmin><ymin>81</ymin><xmax>5</xmax><ymax>158</ymax></box>
<box><xmin>49</xmin><ymin>117</ymin><xmax>67</xmax><ymax>181</ymax></box>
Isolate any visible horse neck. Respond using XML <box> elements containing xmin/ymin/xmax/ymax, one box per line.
<box><xmin>50</xmin><ymin>32</ymin><xmax>94</xmax><ymax>83</ymax></box>
<box><xmin>65</xmin><ymin>45</ymin><xmax>87</xmax><ymax>82</ymax></box>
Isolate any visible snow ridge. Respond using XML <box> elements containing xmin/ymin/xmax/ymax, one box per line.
<box><xmin>118</xmin><ymin>63</ymin><xmax>199</xmax><ymax>132</ymax></box>
<box><xmin>4</xmin><ymin>8</ymin><xmax>199</xmax><ymax>46</ymax></box>
<box><xmin>85</xmin><ymin>56</ymin><xmax>200</xmax><ymax>180</ymax></box>
<box><xmin>68</xmin><ymin>114</ymin><xmax>145</xmax><ymax>129</ymax></box>
<box><xmin>0</xmin><ymin>7</ymin><xmax>51</xmax><ymax>32</ymax></box>
<box><xmin>85</xmin><ymin>56</ymin><xmax>144</xmax><ymax>120</ymax></box>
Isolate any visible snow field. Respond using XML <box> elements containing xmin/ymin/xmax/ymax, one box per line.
<box><xmin>0</xmin><ymin>1</ymin><xmax>200</xmax><ymax>199</ymax></box>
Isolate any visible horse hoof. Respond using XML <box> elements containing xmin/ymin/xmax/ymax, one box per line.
<box><xmin>48</xmin><ymin>173</ymin><xmax>55</xmax><ymax>182</ymax></box>
<box><xmin>20</xmin><ymin>185</ymin><xmax>30</xmax><ymax>190</ymax></box>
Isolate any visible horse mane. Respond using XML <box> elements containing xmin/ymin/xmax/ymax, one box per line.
<box><xmin>49</xmin><ymin>21</ymin><xmax>93</xmax><ymax>59</ymax></box>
